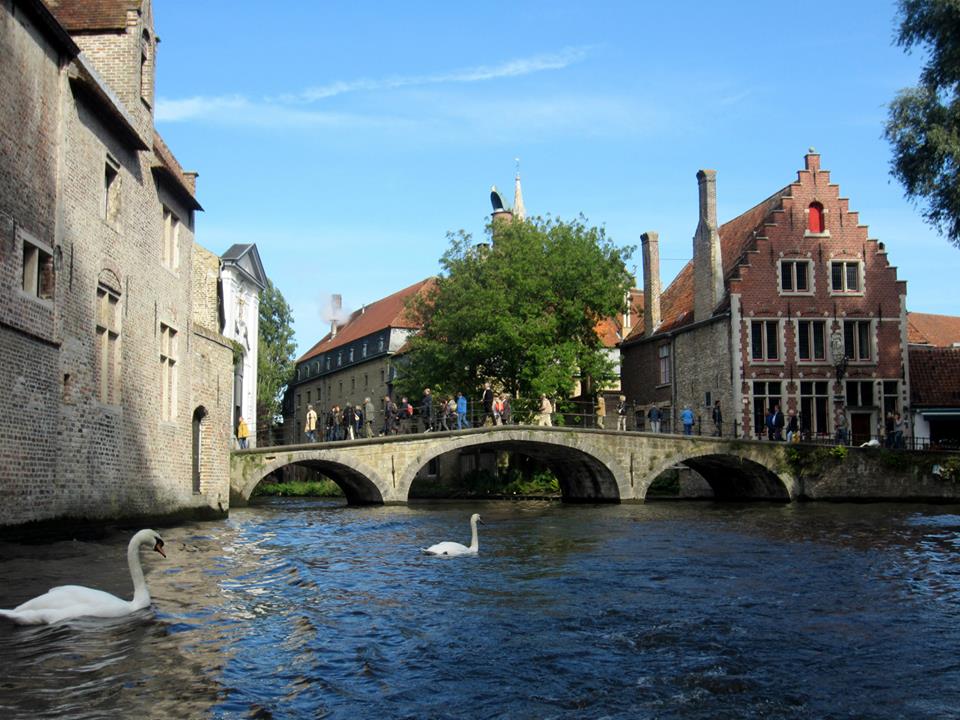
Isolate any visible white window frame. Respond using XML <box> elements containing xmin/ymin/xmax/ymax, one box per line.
<box><xmin>779</xmin><ymin>259</ymin><xmax>813</xmax><ymax>295</ymax></box>
<box><xmin>750</xmin><ymin>319</ymin><xmax>782</xmax><ymax>364</ymax></box>
<box><xmin>830</xmin><ymin>260</ymin><xmax>863</xmax><ymax>295</ymax></box>
<box><xmin>796</xmin><ymin>319</ymin><xmax>826</xmax><ymax>362</ymax></box>
<box><xmin>160</xmin><ymin>323</ymin><xmax>178</xmax><ymax>421</ymax></box>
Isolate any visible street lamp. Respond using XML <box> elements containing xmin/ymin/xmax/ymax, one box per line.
<box><xmin>830</xmin><ymin>330</ymin><xmax>849</xmax><ymax>443</ymax></box>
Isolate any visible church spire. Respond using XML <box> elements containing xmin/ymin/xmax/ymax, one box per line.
<box><xmin>513</xmin><ymin>157</ymin><xmax>526</xmax><ymax>221</ymax></box>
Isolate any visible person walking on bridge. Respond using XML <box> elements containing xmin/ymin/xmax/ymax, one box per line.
<box><xmin>456</xmin><ymin>392</ymin><xmax>469</xmax><ymax>430</ymax></box>
<box><xmin>364</xmin><ymin>397</ymin><xmax>375</xmax><ymax>438</ymax></box>
<box><xmin>595</xmin><ymin>394</ymin><xmax>606</xmax><ymax>429</ymax></box>
<box><xmin>305</xmin><ymin>405</ymin><xmax>318</xmax><ymax>443</ymax></box>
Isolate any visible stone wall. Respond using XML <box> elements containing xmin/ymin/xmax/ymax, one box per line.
<box><xmin>673</xmin><ymin>318</ymin><xmax>734</xmax><ymax>435</ymax></box>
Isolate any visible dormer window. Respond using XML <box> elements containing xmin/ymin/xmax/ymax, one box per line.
<box><xmin>807</xmin><ymin>202</ymin><xmax>825</xmax><ymax>234</ymax></box>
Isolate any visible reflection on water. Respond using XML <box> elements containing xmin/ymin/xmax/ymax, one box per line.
<box><xmin>2</xmin><ymin>500</ymin><xmax>960</xmax><ymax>719</ymax></box>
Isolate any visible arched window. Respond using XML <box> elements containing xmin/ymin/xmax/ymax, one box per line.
<box><xmin>808</xmin><ymin>202</ymin><xmax>825</xmax><ymax>234</ymax></box>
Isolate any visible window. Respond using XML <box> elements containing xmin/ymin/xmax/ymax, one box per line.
<box><xmin>800</xmin><ymin>381</ymin><xmax>830</xmax><ymax>437</ymax></box>
<box><xmin>808</xmin><ymin>202</ymin><xmax>825</xmax><ymax>233</ymax></box>
<box><xmin>752</xmin><ymin>381</ymin><xmax>782</xmax><ymax>437</ymax></box>
<box><xmin>337</xmin><ymin>352</ymin><xmax>342</xmax><ymax>367</ymax></box>
<box><xmin>297</xmin><ymin>393</ymin><xmax>301</xmax><ymax>409</ymax></box>
<box><xmin>658</xmin><ymin>344</ymin><xmax>671</xmax><ymax>385</ymax></box>
<box><xmin>326</xmin><ymin>357</ymin><xmax>331</xmax><ymax>370</ymax></box>
<box><xmin>162</xmin><ymin>206</ymin><xmax>180</xmax><ymax>270</ymax></box>
<box><xmin>160</xmin><ymin>323</ymin><xmax>178</xmax><ymax>421</ymax></box>
<box><xmin>843</xmin><ymin>320</ymin><xmax>872</xmax><ymax>361</ymax></box>
<box><xmin>21</xmin><ymin>238</ymin><xmax>54</xmax><ymax>300</ymax></box>
<box><xmin>831</xmin><ymin>261</ymin><xmax>860</xmax><ymax>293</ymax></box>
<box><xmin>306</xmin><ymin>391</ymin><xmax>311</xmax><ymax>403</ymax></box>
<box><xmin>780</xmin><ymin>260</ymin><xmax>810</xmax><ymax>293</ymax></box>
<box><xmin>364</xmin><ymin>373</ymin><xmax>369</xmax><ymax>387</ymax></box>
<box><xmin>846</xmin><ymin>380</ymin><xmax>874</xmax><ymax>407</ymax></box>
<box><xmin>751</xmin><ymin>320</ymin><xmax>780</xmax><ymax>361</ymax></box>
<box><xmin>103</xmin><ymin>156</ymin><xmax>121</xmax><ymax>226</ymax></box>
<box><xmin>349</xmin><ymin>348</ymin><xmax>354</xmax><ymax>362</ymax></box>
<box><xmin>362</xmin><ymin>342</ymin><xmax>368</xmax><ymax>358</ymax></box>
<box><xmin>797</xmin><ymin>320</ymin><xmax>826</xmax><ymax>361</ymax></box>
<box><xmin>96</xmin><ymin>285</ymin><xmax>121</xmax><ymax>404</ymax></box>
<box><xmin>882</xmin><ymin>380</ymin><xmax>900</xmax><ymax>416</ymax></box>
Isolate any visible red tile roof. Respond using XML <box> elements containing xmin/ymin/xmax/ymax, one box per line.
<box><xmin>596</xmin><ymin>289</ymin><xmax>644</xmax><ymax>347</ymax></box>
<box><xmin>43</xmin><ymin>0</ymin><xmax>141</xmax><ymax>31</ymax></box>
<box><xmin>623</xmin><ymin>188</ymin><xmax>788</xmax><ymax>343</ymax></box>
<box><xmin>296</xmin><ymin>278</ymin><xmax>435</xmax><ymax>363</ymax></box>
<box><xmin>907</xmin><ymin>312</ymin><xmax>960</xmax><ymax>347</ymax></box>
<box><xmin>909</xmin><ymin>346</ymin><xmax>960</xmax><ymax>407</ymax></box>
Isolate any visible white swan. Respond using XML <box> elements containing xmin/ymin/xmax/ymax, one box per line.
<box><xmin>0</xmin><ymin>529</ymin><xmax>166</xmax><ymax>625</ymax></box>
<box><xmin>423</xmin><ymin>513</ymin><xmax>483</xmax><ymax>556</ymax></box>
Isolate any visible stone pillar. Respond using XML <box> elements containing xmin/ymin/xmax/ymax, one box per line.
<box><xmin>641</xmin><ymin>231</ymin><xmax>661</xmax><ymax>337</ymax></box>
<box><xmin>694</xmin><ymin>169</ymin><xmax>724</xmax><ymax>322</ymax></box>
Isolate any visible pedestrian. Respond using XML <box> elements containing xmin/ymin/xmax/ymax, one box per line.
<box><xmin>332</xmin><ymin>404</ymin><xmax>343</xmax><ymax>440</ymax></box>
<box><xmin>786</xmin><ymin>408</ymin><xmax>799</xmax><ymax>443</ymax></box>
<box><xmin>884</xmin><ymin>412</ymin><xmax>895</xmax><ymax>448</ymax></box>
<box><xmin>421</xmin><ymin>387</ymin><xmax>434</xmax><ymax>432</ymax></box>
<box><xmin>493</xmin><ymin>394</ymin><xmax>504</xmax><ymax>425</ymax></box>
<box><xmin>835</xmin><ymin>412</ymin><xmax>848</xmax><ymax>444</ymax></box>
<box><xmin>647</xmin><ymin>404</ymin><xmax>662</xmax><ymax>433</ymax></box>
<box><xmin>595</xmin><ymin>394</ymin><xmax>606</xmax><ymax>429</ymax></box>
<box><xmin>236</xmin><ymin>415</ymin><xmax>250</xmax><ymax>449</ymax></box>
<box><xmin>482</xmin><ymin>383</ymin><xmax>495</xmax><ymax>426</ymax></box>
<box><xmin>616</xmin><ymin>395</ymin><xmax>627</xmax><ymax>431</ymax></box>
<box><xmin>770</xmin><ymin>404</ymin><xmax>785</xmax><ymax>441</ymax></box>
<box><xmin>354</xmin><ymin>402</ymin><xmax>364</xmax><ymax>438</ymax></box>
<box><xmin>304</xmin><ymin>404</ymin><xmax>318</xmax><ymax>443</ymax></box>
<box><xmin>343</xmin><ymin>404</ymin><xmax>356</xmax><ymax>440</ymax></box>
<box><xmin>894</xmin><ymin>413</ymin><xmax>905</xmax><ymax>449</ymax></box>
<box><xmin>363</xmin><ymin>397</ymin><xmax>375</xmax><ymax>438</ymax></box>
<box><xmin>399</xmin><ymin>396</ymin><xmax>413</xmax><ymax>434</ymax></box>
<box><xmin>501</xmin><ymin>394</ymin><xmax>512</xmax><ymax>425</ymax></box>
<box><xmin>383</xmin><ymin>396</ymin><xmax>398</xmax><ymax>436</ymax></box>
<box><xmin>538</xmin><ymin>394</ymin><xmax>553</xmax><ymax>426</ymax></box>
<box><xmin>681</xmin><ymin>405</ymin><xmax>695</xmax><ymax>436</ymax></box>
<box><xmin>456</xmin><ymin>392</ymin><xmax>469</xmax><ymax>430</ymax></box>
<box><xmin>711</xmin><ymin>400</ymin><xmax>722</xmax><ymax>437</ymax></box>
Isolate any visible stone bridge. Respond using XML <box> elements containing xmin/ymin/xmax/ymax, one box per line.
<box><xmin>230</xmin><ymin>427</ymin><xmax>800</xmax><ymax>506</ymax></box>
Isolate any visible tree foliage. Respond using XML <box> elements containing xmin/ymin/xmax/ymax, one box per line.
<box><xmin>885</xmin><ymin>0</ymin><xmax>960</xmax><ymax>247</ymax></box>
<box><xmin>396</xmin><ymin>216</ymin><xmax>634</xmax><ymax>403</ymax></box>
<box><xmin>257</xmin><ymin>278</ymin><xmax>296</xmax><ymax>426</ymax></box>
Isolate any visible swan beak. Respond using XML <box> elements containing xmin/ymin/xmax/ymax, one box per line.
<box><xmin>154</xmin><ymin>538</ymin><xmax>166</xmax><ymax>558</ymax></box>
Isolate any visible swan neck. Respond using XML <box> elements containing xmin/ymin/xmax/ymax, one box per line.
<box><xmin>128</xmin><ymin>536</ymin><xmax>150</xmax><ymax>609</ymax></box>
<box><xmin>469</xmin><ymin>518</ymin><xmax>479</xmax><ymax>552</ymax></box>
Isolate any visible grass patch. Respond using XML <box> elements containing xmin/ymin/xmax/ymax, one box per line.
<box><xmin>254</xmin><ymin>479</ymin><xmax>343</xmax><ymax>497</ymax></box>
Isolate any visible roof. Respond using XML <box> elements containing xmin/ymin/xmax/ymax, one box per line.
<box><xmin>222</xmin><ymin>244</ymin><xmax>267</xmax><ymax>290</ymax></box>
<box><xmin>42</xmin><ymin>0</ymin><xmax>141</xmax><ymax>32</ymax></box>
<box><xmin>296</xmin><ymin>278</ymin><xmax>435</xmax><ymax>363</ymax></box>
<box><xmin>909</xmin><ymin>346</ymin><xmax>960</xmax><ymax>408</ymax></box>
<box><xmin>68</xmin><ymin>53</ymin><xmax>147</xmax><ymax>150</ymax></box>
<box><xmin>151</xmin><ymin>131</ymin><xmax>202</xmax><ymax>211</ymax></box>
<box><xmin>18</xmin><ymin>0</ymin><xmax>79</xmax><ymax>54</ymax></box>
<box><xmin>622</xmin><ymin>187</ymin><xmax>788</xmax><ymax>344</ymax></box>
<box><xmin>907</xmin><ymin>312</ymin><xmax>960</xmax><ymax>347</ymax></box>
<box><xmin>596</xmin><ymin>288</ymin><xmax>644</xmax><ymax>347</ymax></box>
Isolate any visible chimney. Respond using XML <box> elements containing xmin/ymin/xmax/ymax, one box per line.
<box><xmin>641</xmin><ymin>232</ymin><xmax>662</xmax><ymax>337</ymax></box>
<box><xmin>330</xmin><ymin>294</ymin><xmax>342</xmax><ymax>338</ymax></box>
<box><xmin>182</xmin><ymin>171</ymin><xmax>198</xmax><ymax>195</ymax></box>
<box><xmin>693</xmin><ymin>169</ymin><xmax>724</xmax><ymax>322</ymax></box>
<box><xmin>804</xmin><ymin>147</ymin><xmax>820</xmax><ymax>172</ymax></box>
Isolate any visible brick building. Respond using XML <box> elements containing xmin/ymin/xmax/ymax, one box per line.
<box><xmin>907</xmin><ymin>312</ymin><xmax>960</xmax><ymax>446</ymax></box>
<box><xmin>0</xmin><ymin>0</ymin><xmax>234</xmax><ymax>529</ymax></box>
<box><xmin>621</xmin><ymin>151</ymin><xmax>909</xmax><ymax>444</ymax></box>
<box><xmin>283</xmin><ymin>279</ymin><xmax>435</xmax><ymax>442</ymax></box>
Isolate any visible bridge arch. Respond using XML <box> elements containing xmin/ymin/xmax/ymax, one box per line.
<box><xmin>233</xmin><ymin>453</ymin><xmax>388</xmax><ymax>506</ymax></box>
<box><xmin>641</xmin><ymin>451</ymin><xmax>795</xmax><ymax>501</ymax></box>
<box><xmin>397</xmin><ymin>431</ymin><xmax>627</xmax><ymax>503</ymax></box>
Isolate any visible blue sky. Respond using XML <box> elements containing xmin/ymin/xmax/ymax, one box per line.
<box><xmin>153</xmin><ymin>1</ymin><xmax>958</xmax><ymax>355</ymax></box>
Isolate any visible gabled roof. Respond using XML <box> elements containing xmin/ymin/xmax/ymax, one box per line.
<box><xmin>622</xmin><ymin>187</ymin><xmax>789</xmax><ymax>345</ymax></box>
<box><xmin>43</xmin><ymin>0</ymin><xmax>142</xmax><ymax>32</ymax></box>
<box><xmin>907</xmin><ymin>312</ymin><xmax>960</xmax><ymax>347</ymax></box>
<box><xmin>910</xmin><ymin>346</ymin><xmax>960</xmax><ymax>408</ymax></box>
<box><xmin>222</xmin><ymin>244</ymin><xmax>267</xmax><ymax>290</ymax></box>
<box><xmin>296</xmin><ymin>278</ymin><xmax>435</xmax><ymax>364</ymax></box>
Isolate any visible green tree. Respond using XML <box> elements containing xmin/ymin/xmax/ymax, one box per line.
<box><xmin>257</xmin><ymin>278</ymin><xmax>296</xmax><ymax>439</ymax></box>
<box><xmin>397</xmin><ymin>215</ymin><xmax>633</xmax><ymax>406</ymax></box>
<box><xmin>885</xmin><ymin>0</ymin><xmax>960</xmax><ymax>248</ymax></box>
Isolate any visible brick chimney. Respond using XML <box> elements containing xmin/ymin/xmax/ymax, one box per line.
<box><xmin>805</xmin><ymin>147</ymin><xmax>820</xmax><ymax>172</ymax></box>
<box><xmin>693</xmin><ymin>169</ymin><xmax>724</xmax><ymax>322</ymax></box>
<box><xmin>641</xmin><ymin>231</ymin><xmax>661</xmax><ymax>337</ymax></box>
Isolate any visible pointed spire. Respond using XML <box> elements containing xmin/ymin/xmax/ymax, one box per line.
<box><xmin>513</xmin><ymin>157</ymin><xmax>526</xmax><ymax>221</ymax></box>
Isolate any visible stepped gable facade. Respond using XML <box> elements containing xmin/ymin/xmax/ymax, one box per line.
<box><xmin>0</xmin><ymin>0</ymin><xmax>233</xmax><ymax>530</ymax></box>
<box><xmin>283</xmin><ymin>278</ymin><xmax>435</xmax><ymax>442</ymax></box>
<box><xmin>621</xmin><ymin>151</ymin><xmax>909</xmax><ymax>443</ymax></box>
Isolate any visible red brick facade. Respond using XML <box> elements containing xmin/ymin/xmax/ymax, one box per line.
<box><xmin>621</xmin><ymin>152</ymin><xmax>909</xmax><ymax>443</ymax></box>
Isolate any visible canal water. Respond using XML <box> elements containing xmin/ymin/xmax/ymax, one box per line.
<box><xmin>1</xmin><ymin>499</ymin><xmax>960</xmax><ymax>719</ymax></box>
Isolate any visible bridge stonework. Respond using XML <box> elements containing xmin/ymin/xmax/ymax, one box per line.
<box><xmin>230</xmin><ymin>427</ymin><xmax>801</xmax><ymax>506</ymax></box>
